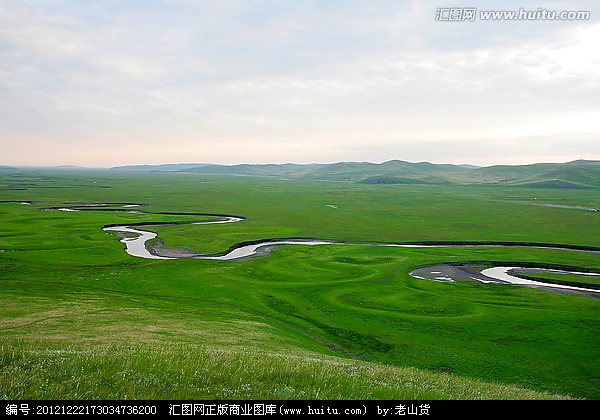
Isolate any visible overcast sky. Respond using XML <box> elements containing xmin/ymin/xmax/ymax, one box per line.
<box><xmin>1</xmin><ymin>0</ymin><xmax>599</xmax><ymax>167</ymax></box>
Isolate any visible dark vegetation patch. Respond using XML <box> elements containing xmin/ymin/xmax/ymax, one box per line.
<box><xmin>359</xmin><ymin>176</ymin><xmax>424</xmax><ymax>185</ymax></box>
<box><xmin>332</xmin><ymin>256</ymin><xmax>394</xmax><ymax>265</ymax></box>
<box><xmin>262</xmin><ymin>295</ymin><xmax>394</xmax><ymax>355</ymax></box>
<box><xmin>309</xmin><ymin>320</ymin><xmax>394</xmax><ymax>354</ymax></box>
<box><xmin>520</xmin><ymin>180</ymin><xmax>582</xmax><ymax>189</ymax></box>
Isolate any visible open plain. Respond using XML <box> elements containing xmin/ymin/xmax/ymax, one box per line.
<box><xmin>1</xmin><ymin>163</ymin><xmax>599</xmax><ymax>399</ymax></box>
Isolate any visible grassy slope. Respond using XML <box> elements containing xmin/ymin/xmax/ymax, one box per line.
<box><xmin>122</xmin><ymin>159</ymin><xmax>600</xmax><ymax>188</ymax></box>
<box><xmin>1</xmin><ymin>169</ymin><xmax>599</xmax><ymax>399</ymax></box>
<box><xmin>458</xmin><ymin>161</ymin><xmax>600</xmax><ymax>188</ymax></box>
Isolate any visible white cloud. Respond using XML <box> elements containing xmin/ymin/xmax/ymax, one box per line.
<box><xmin>488</xmin><ymin>111</ymin><xmax>600</xmax><ymax>139</ymax></box>
<box><xmin>0</xmin><ymin>0</ymin><xmax>598</xmax><ymax>166</ymax></box>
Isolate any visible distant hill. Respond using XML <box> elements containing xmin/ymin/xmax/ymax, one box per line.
<box><xmin>112</xmin><ymin>163</ymin><xmax>215</xmax><ymax>171</ymax></box>
<box><xmin>289</xmin><ymin>160</ymin><xmax>468</xmax><ymax>183</ymax></box>
<box><xmin>185</xmin><ymin>163</ymin><xmax>326</xmax><ymax>177</ymax></box>
<box><xmin>110</xmin><ymin>159</ymin><xmax>600</xmax><ymax>188</ymax></box>
<box><xmin>456</xmin><ymin>160</ymin><xmax>600</xmax><ymax>188</ymax></box>
<box><xmin>112</xmin><ymin>163</ymin><xmax>327</xmax><ymax>178</ymax></box>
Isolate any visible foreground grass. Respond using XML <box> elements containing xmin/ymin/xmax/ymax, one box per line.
<box><xmin>1</xmin><ymin>340</ymin><xmax>569</xmax><ymax>400</ymax></box>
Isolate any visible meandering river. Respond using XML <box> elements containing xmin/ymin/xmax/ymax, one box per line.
<box><xmin>103</xmin><ymin>217</ymin><xmax>600</xmax><ymax>296</ymax></box>
<box><xmin>24</xmin><ymin>202</ymin><xmax>600</xmax><ymax>296</ymax></box>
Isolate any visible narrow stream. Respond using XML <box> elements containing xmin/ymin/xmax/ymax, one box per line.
<box><xmin>25</xmin><ymin>202</ymin><xmax>600</xmax><ymax>296</ymax></box>
<box><xmin>480</xmin><ymin>267</ymin><xmax>600</xmax><ymax>293</ymax></box>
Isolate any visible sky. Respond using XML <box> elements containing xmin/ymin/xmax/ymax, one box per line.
<box><xmin>1</xmin><ymin>0</ymin><xmax>599</xmax><ymax>167</ymax></box>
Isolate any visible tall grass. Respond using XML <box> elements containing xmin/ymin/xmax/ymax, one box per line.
<box><xmin>1</xmin><ymin>340</ymin><xmax>569</xmax><ymax>400</ymax></box>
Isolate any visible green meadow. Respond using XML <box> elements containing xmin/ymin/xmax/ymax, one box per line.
<box><xmin>1</xmin><ymin>169</ymin><xmax>599</xmax><ymax>399</ymax></box>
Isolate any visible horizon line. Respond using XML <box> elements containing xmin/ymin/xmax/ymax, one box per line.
<box><xmin>2</xmin><ymin>158</ymin><xmax>599</xmax><ymax>170</ymax></box>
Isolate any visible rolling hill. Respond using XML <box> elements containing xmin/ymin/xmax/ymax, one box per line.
<box><xmin>111</xmin><ymin>159</ymin><xmax>600</xmax><ymax>188</ymax></box>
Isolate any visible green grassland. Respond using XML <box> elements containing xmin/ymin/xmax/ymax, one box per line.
<box><xmin>1</xmin><ymin>168</ymin><xmax>599</xmax><ymax>399</ymax></box>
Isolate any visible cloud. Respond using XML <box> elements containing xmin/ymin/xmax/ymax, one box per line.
<box><xmin>0</xmin><ymin>0</ymin><xmax>598</xmax><ymax>166</ymax></box>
